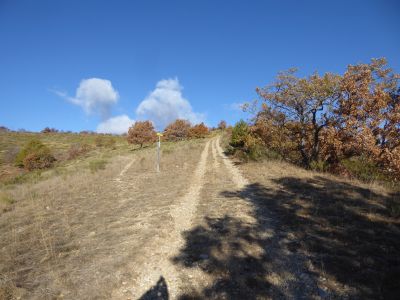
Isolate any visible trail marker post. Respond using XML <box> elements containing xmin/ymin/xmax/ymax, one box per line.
<box><xmin>156</xmin><ymin>132</ymin><xmax>163</xmax><ymax>172</ymax></box>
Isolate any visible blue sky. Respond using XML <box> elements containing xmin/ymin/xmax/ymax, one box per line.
<box><xmin>0</xmin><ymin>0</ymin><xmax>399</xmax><ymax>133</ymax></box>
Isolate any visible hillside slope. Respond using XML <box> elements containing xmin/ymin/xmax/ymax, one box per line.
<box><xmin>0</xmin><ymin>135</ymin><xmax>399</xmax><ymax>299</ymax></box>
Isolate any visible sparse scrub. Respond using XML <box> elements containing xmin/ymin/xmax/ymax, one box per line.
<box><xmin>0</xmin><ymin>194</ymin><xmax>13</xmax><ymax>205</ymax></box>
<box><xmin>2</xmin><ymin>146</ymin><xmax>20</xmax><ymax>164</ymax></box>
<box><xmin>0</xmin><ymin>192</ymin><xmax>14</xmax><ymax>212</ymax></box>
<box><xmin>89</xmin><ymin>159</ymin><xmax>108</xmax><ymax>173</ymax></box>
<box><xmin>14</xmin><ymin>140</ymin><xmax>56</xmax><ymax>170</ymax></box>
<box><xmin>95</xmin><ymin>135</ymin><xmax>117</xmax><ymax>149</ymax></box>
<box><xmin>67</xmin><ymin>143</ymin><xmax>92</xmax><ymax>160</ymax></box>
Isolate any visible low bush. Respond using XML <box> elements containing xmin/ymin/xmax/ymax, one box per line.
<box><xmin>228</xmin><ymin>120</ymin><xmax>267</xmax><ymax>161</ymax></box>
<box><xmin>310</xmin><ymin>160</ymin><xmax>329</xmax><ymax>173</ymax></box>
<box><xmin>95</xmin><ymin>136</ymin><xmax>117</xmax><ymax>149</ymax></box>
<box><xmin>218</xmin><ymin>120</ymin><xmax>227</xmax><ymax>130</ymax></box>
<box><xmin>89</xmin><ymin>159</ymin><xmax>107</xmax><ymax>173</ymax></box>
<box><xmin>341</xmin><ymin>156</ymin><xmax>388</xmax><ymax>183</ymax></box>
<box><xmin>0</xmin><ymin>192</ymin><xmax>14</xmax><ymax>212</ymax></box>
<box><xmin>41</xmin><ymin>127</ymin><xmax>58</xmax><ymax>133</ymax></box>
<box><xmin>189</xmin><ymin>123</ymin><xmax>209</xmax><ymax>138</ymax></box>
<box><xmin>230</xmin><ymin>120</ymin><xmax>249</xmax><ymax>148</ymax></box>
<box><xmin>14</xmin><ymin>140</ymin><xmax>56</xmax><ymax>170</ymax></box>
<box><xmin>67</xmin><ymin>143</ymin><xmax>91</xmax><ymax>160</ymax></box>
<box><xmin>0</xmin><ymin>192</ymin><xmax>14</xmax><ymax>205</ymax></box>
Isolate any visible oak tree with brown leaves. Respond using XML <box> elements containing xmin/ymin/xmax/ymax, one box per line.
<box><xmin>127</xmin><ymin>121</ymin><xmax>157</xmax><ymax>148</ymax></box>
<box><xmin>256</xmin><ymin>69</ymin><xmax>341</xmax><ymax>167</ymax></box>
<box><xmin>189</xmin><ymin>122</ymin><xmax>209</xmax><ymax>138</ymax></box>
<box><xmin>164</xmin><ymin>119</ymin><xmax>191</xmax><ymax>141</ymax></box>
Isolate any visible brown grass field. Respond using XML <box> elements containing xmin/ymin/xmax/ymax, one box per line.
<box><xmin>0</xmin><ymin>132</ymin><xmax>399</xmax><ymax>299</ymax></box>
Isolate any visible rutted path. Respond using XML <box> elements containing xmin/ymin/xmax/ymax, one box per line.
<box><xmin>112</xmin><ymin>137</ymin><xmax>253</xmax><ymax>299</ymax></box>
<box><xmin>112</xmin><ymin>140</ymin><xmax>211</xmax><ymax>299</ymax></box>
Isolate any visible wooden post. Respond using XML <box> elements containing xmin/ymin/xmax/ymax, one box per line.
<box><xmin>156</xmin><ymin>133</ymin><xmax>163</xmax><ymax>172</ymax></box>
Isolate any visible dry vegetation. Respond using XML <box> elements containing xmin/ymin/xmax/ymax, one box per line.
<box><xmin>0</xmin><ymin>125</ymin><xmax>398</xmax><ymax>299</ymax></box>
<box><xmin>0</xmin><ymin>131</ymin><xmax>127</xmax><ymax>186</ymax></box>
<box><xmin>235</xmin><ymin>58</ymin><xmax>400</xmax><ymax>185</ymax></box>
<box><xmin>0</xmin><ymin>133</ymin><xmax>206</xmax><ymax>299</ymax></box>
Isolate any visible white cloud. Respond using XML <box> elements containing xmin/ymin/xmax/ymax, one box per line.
<box><xmin>229</xmin><ymin>102</ymin><xmax>246</xmax><ymax>111</ymax></box>
<box><xmin>135</xmin><ymin>78</ymin><xmax>204</xmax><ymax>129</ymax></box>
<box><xmin>96</xmin><ymin>115</ymin><xmax>135</xmax><ymax>134</ymax></box>
<box><xmin>62</xmin><ymin>78</ymin><xmax>119</xmax><ymax>119</ymax></box>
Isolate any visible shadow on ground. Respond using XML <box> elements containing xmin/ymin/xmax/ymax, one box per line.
<box><xmin>139</xmin><ymin>276</ymin><xmax>169</xmax><ymax>300</ymax></box>
<box><xmin>173</xmin><ymin>176</ymin><xmax>400</xmax><ymax>299</ymax></box>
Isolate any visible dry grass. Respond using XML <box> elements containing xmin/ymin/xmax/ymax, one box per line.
<box><xmin>1</xmin><ymin>132</ymin><xmax>398</xmax><ymax>299</ymax></box>
<box><xmin>0</xmin><ymin>137</ymin><xmax>207</xmax><ymax>299</ymax></box>
<box><xmin>0</xmin><ymin>131</ymin><xmax>128</xmax><ymax>184</ymax></box>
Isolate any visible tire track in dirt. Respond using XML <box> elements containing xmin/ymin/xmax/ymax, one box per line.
<box><xmin>211</xmin><ymin>138</ymin><xmax>220</xmax><ymax>169</ymax></box>
<box><xmin>215</xmin><ymin>136</ymin><xmax>249</xmax><ymax>189</ymax></box>
<box><xmin>115</xmin><ymin>157</ymin><xmax>136</xmax><ymax>182</ymax></box>
<box><xmin>113</xmin><ymin>140</ymin><xmax>211</xmax><ymax>299</ymax></box>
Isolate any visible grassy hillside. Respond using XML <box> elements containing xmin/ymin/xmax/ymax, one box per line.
<box><xmin>0</xmin><ymin>131</ymin><xmax>128</xmax><ymax>185</ymax></box>
<box><xmin>0</xmin><ymin>132</ymin><xmax>398</xmax><ymax>299</ymax></box>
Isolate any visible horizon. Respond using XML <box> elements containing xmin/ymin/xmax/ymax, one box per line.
<box><xmin>1</xmin><ymin>0</ymin><xmax>399</xmax><ymax>133</ymax></box>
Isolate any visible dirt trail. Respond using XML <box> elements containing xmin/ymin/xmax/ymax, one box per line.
<box><xmin>115</xmin><ymin>157</ymin><xmax>136</xmax><ymax>181</ymax></box>
<box><xmin>215</xmin><ymin>136</ymin><xmax>248</xmax><ymax>189</ymax></box>
<box><xmin>112</xmin><ymin>137</ymin><xmax>256</xmax><ymax>299</ymax></box>
<box><xmin>112</xmin><ymin>140</ymin><xmax>211</xmax><ymax>299</ymax></box>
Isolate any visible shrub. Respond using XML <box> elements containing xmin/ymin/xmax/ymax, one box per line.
<box><xmin>105</xmin><ymin>138</ymin><xmax>116</xmax><ymax>149</ymax></box>
<box><xmin>94</xmin><ymin>136</ymin><xmax>116</xmax><ymax>149</ymax></box>
<box><xmin>127</xmin><ymin>121</ymin><xmax>157</xmax><ymax>148</ymax></box>
<box><xmin>89</xmin><ymin>159</ymin><xmax>107</xmax><ymax>173</ymax></box>
<box><xmin>228</xmin><ymin>120</ymin><xmax>266</xmax><ymax>161</ymax></box>
<box><xmin>0</xmin><ymin>126</ymin><xmax>10</xmax><ymax>132</ymax></box>
<box><xmin>310</xmin><ymin>160</ymin><xmax>329</xmax><ymax>172</ymax></box>
<box><xmin>164</xmin><ymin>119</ymin><xmax>191</xmax><ymax>141</ymax></box>
<box><xmin>67</xmin><ymin>143</ymin><xmax>91</xmax><ymax>160</ymax></box>
<box><xmin>341</xmin><ymin>156</ymin><xmax>388</xmax><ymax>182</ymax></box>
<box><xmin>230</xmin><ymin>120</ymin><xmax>249</xmax><ymax>148</ymax></box>
<box><xmin>41</xmin><ymin>127</ymin><xmax>58</xmax><ymax>133</ymax></box>
<box><xmin>14</xmin><ymin>140</ymin><xmax>56</xmax><ymax>170</ymax></box>
<box><xmin>189</xmin><ymin>122</ymin><xmax>209</xmax><ymax>138</ymax></box>
<box><xmin>95</xmin><ymin>136</ymin><xmax>106</xmax><ymax>147</ymax></box>
<box><xmin>23</xmin><ymin>151</ymin><xmax>56</xmax><ymax>171</ymax></box>
<box><xmin>218</xmin><ymin>120</ymin><xmax>227</xmax><ymax>130</ymax></box>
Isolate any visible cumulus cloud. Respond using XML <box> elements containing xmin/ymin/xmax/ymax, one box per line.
<box><xmin>60</xmin><ymin>78</ymin><xmax>119</xmax><ymax>120</ymax></box>
<box><xmin>96</xmin><ymin>114</ymin><xmax>135</xmax><ymax>134</ymax></box>
<box><xmin>136</xmin><ymin>78</ymin><xmax>204</xmax><ymax>129</ymax></box>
